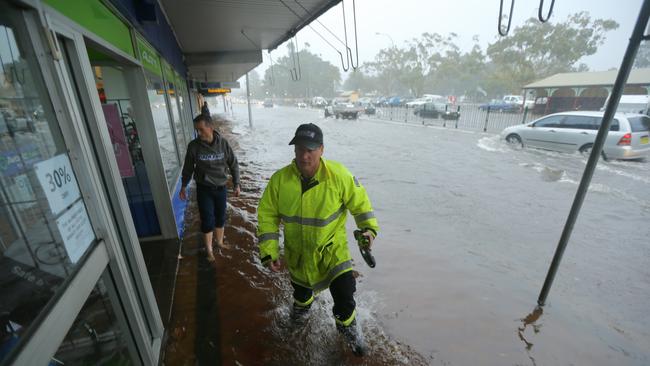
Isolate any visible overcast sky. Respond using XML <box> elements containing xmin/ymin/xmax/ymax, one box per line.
<box><xmin>248</xmin><ymin>0</ymin><xmax>645</xmax><ymax>81</ymax></box>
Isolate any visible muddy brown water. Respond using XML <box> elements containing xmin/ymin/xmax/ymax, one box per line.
<box><xmin>163</xmin><ymin>106</ymin><xmax>650</xmax><ymax>366</ymax></box>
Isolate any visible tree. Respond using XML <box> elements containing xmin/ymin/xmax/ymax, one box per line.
<box><xmin>245</xmin><ymin>70</ymin><xmax>263</xmax><ymax>98</ymax></box>
<box><xmin>486</xmin><ymin>12</ymin><xmax>619</xmax><ymax>94</ymax></box>
<box><xmin>634</xmin><ymin>42</ymin><xmax>650</xmax><ymax>68</ymax></box>
<box><xmin>342</xmin><ymin>68</ymin><xmax>377</xmax><ymax>94</ymax></box>
<box><xmin>262</xmin><ymin>43</ymin><xmax>340</xmax><ymax>99</ymax></box>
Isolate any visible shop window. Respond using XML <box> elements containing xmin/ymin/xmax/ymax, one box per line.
<box><xmin>144</xmin><ymin>73</ymin><xmax>179</xmax><ymax>192</ymax></box>
<box><xmin>90</xmin><ymin>65</ymin><xmax>161</xmax><ymax>237</ymax></box>
<box><xmin>166</xmin><ymin>82</ymin><xmax>186</xmax><ymax>162</ymax></box>
<box><xmin>0</xmin><ymin>21</ymin><xmax>98</xmax><ymax>363</ymax></box>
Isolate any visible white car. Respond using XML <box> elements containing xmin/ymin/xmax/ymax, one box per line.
<box><xmin>503</xmin><ymin>94</ymin><xmax>535</xmax><ymax>110</ymax></box>
<box><xmin>501</xmin><ymin>111</ymin><xmax>650</xmax><ymax>160</ymax></box>
<box><xmin>405</xmin><ymin>95</ymin><xmax>445</xmax><ymax>108</ymax></box>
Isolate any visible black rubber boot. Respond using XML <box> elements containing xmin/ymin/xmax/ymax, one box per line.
<box><xmin>290</xmin><ymin>303</ymin><xmax>311</xmax><ymax>326</ymax></box>
<box><xmin>336</xmin><ymin>319</ymin><xmax>366</xmax><ymax>357</ymax></box>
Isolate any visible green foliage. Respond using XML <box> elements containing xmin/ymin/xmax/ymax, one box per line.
<box><xmin>633</xmin><ymin>42</ymin><xmax>650</xmax><ymax>69</ymax></box>
<box><xmin>486</xmin><ymin>12</ymin><xmax>618</xmax><ymax>93</ymax></box>
<box><xmin>359</xmin><ymin>11</ymin><xmax>618</xmax><ymax>99</ymax></box>
<box><xmin>262</xmin><ymin>43</ymin><xmax>341</xmax><ymax>98</ymax></box>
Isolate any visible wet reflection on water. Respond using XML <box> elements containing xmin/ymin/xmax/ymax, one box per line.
<box><xmin>518</xmin><ymin>306</ymin><xmax>544</xmax><ymax>366</ymax></box>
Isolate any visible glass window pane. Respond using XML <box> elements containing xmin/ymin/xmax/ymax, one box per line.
<box><xmin>535</xmin><ymin>115</ymin><xmax>563</xmax><ymax>128</ymax></box>
<box><xmin>144</xmin><ymin>73</ymin><xmax>178</xmax><ymax>192</ymax></box>
<box><xmin>90</xmin><ymin>65</ymin><xmax>161</xmax><ymax>237</ymax></box>
<box><xmin>51</xmin><ymin>274</ymin><xmax>135</xmax><ymax>365</ymax></box>
<box><xmin>0</xmin><ymin>17</ymin><xmax>99</xmax><ymax>364</ymax></box>
<box><xmin>167</xmin><ymin>82</ymin><xmax>186</xmax><ymax>162</ymax></box>
<box><xmin>628</xmin><ymin>116</ymin><xmax>650</xmax><ymax>132</ymax></box>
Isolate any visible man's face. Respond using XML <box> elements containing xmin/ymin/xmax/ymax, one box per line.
<box><xmin>294</xmin><ymin>144</ymin><xmax>323</xmax><ymax>178</ymax></box>
<box><xmin>194</xmin><ymin>120</ymin><xmax>213</xmax><ymax>141</ymax></box>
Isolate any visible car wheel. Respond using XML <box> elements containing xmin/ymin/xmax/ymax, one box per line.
<box><xmin>579</xmin><ymin>144</ymin><xmax>608</xmax><ymax>160</ymax></box>
<box><xmin>505</xmin><ymin>134</ymin><xmax>524</xmax><ymax>149</ymax></box>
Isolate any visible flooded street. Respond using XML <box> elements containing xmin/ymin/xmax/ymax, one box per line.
<box><xmin>168</xmin><ymin>104</ymin><xmax>650</xmax><ymax>366</ymax></box>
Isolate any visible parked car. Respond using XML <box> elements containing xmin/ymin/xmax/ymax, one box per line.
<box><xmin>263</xmin><ymin>99</ymin><xmax>274</xmax><ymax>108</ymax></box>
<box><xmin>296</xmin><ymin>102</ymin><xmax>307</xmax><ymax>108</ymax></box>
<box><xmin>406</xmin><ymin>95</ymin><xmax>445</xmax><ymax>108</ymax></box>
<box><xmin>364</xmin><ymin>104</ymin><xmax>376</xmax><ymax>115</ymax></box>
<box><xmin>601</xmin><ymin>94</ymin><xmax>650</xmax><ymax>115</ymax></box>
<box><xmin>479</xmin><ymin>99</ymin><xmax>519</xmax><ymax>113</ymax></box>
<box><xmin>414</xmin><ymin>102</ymin><xmax>460</xmax><ymax>120</ymax></box>
<box><xmin>501</xmin><ymin>111</ymin><xmax>650</xmax><ymax>160</ymax></box>
<box><xmin>387</xmin><ymin>96</ymin><xmax>403</xmax><ymax>107</ymax></box>
<box><xmin>502</xmin><ymin>94</ymin><xmax>534</xmax><ymax>110</ymax></box>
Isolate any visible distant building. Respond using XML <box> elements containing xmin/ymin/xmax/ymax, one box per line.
<box><xmin>523</xmin><ymin>68</ymin><xmax>650</xmax><ymax>114</ymax></box>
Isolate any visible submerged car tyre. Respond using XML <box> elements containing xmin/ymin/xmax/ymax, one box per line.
<box><xmin>506</xmin><ymin>134</ymin><xmax>524</xmax><ymax>149</ymax></box>
<box><xmin>579</xmin><ymin>143</ymin><xmax>608</xmax><ymax>161</ymax></box>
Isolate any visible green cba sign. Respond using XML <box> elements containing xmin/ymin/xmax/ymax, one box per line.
<box><xmin>136</xmin><ymin>35</ymin><xmax>162</xmax><ymax>77</ymax></box>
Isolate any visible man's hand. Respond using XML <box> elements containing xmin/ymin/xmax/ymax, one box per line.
<box><xmin>234</xmin><ymin>184</ymin><xmax>241</xmax><ymax>197</ymax></box>
<box><xmin>268</xmin><ymin>259</ymin><xmax>282</xmax><ymax>272</ymax></box>
<box><xmin>179</xmin><ymin>187</ymin><xmax>187</xmax><ymax>201</ymax></box>
<box><xmin>362</xmin><ymin>231</ymin><xmax>375</xmax><ymax>249</ymax></box>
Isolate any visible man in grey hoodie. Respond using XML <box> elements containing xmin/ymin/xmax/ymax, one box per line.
<box><xmin>180</xmin><ymin>114</ymin><xmax>240</xmax><ymax>261</ymax></box>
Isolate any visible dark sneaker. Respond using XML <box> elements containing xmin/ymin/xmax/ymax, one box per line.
<box><xmin>290</xmin><ymin>303</ymin><xmax>311</xmax><ymax>326</ymax></box>
<box><xmin>336</xmin><ymin>320</ymin><xmax>367</xmax><ymax>357</ymax></box>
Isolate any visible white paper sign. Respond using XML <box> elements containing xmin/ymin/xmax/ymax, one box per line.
<box><xmin>55</xmin><ymin>200</ymin><xmax>95</xmax><ymax>264</ymax></box>
<box><xmin>33</xmin><ymin>154</ymin><xmax>81</xmax><ymax>216</ymax></box>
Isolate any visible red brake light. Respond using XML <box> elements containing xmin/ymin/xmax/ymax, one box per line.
<box><xmin>617</xmin><ymin>133</ymin><xmax>631</xmax><ymax>146</ymax></box>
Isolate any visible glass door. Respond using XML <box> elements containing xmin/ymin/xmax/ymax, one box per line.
<box><xmin>0</xmin><ymin>5</ymin><xmax>125</xmax><ymax>365</ymax></box>
<box><xmin>44</xmin><ymin>13</ymin><xmax>163</xmax><ymax>366</ymax></box>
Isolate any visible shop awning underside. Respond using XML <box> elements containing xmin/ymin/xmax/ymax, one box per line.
<box><xmin>159</xmin><ymin>0</ymin><xmax>341</xmax><ymax>83</ymax></box>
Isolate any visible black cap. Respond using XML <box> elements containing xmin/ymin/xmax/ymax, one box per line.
<box><xmin>289</xmin><ymin>123</ymin><xmax>323</xmax><ymax>150</ymax></box>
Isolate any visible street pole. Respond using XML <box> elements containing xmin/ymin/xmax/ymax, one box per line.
<box><xmin>537</xmin><ymin>0</ymin><xmax>650</xmax><ymax>306</ymax></box>
<box><xmin>246</xmin><ymin>72</ymin><xmax>253</xmax><ymax>128</ymax></box>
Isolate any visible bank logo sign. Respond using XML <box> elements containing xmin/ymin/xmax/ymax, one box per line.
<box><xmin>136</xmin><ymin>35</ymin><xmax>162</xmax><ymax>77</ymax></box>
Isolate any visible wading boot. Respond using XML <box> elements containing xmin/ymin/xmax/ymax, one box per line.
<box><xmin>336</xmin><ymin>319</ymin><xmax>366</xmax><ymax>357</ymax></box>
<box><xmin>290</xmin><ymin>303</ymin><xmax>311</xmax><ymax>327</ymax></box>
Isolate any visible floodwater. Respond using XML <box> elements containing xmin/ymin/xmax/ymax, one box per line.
<box><xmin>164</xmin><ymin>104</ymin><xmax>650</xmax><ymax>366</ymax></box>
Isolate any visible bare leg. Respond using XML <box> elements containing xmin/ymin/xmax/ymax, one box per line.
<box><xmin>214</xmin><ymin>227</ymin><xmax>231</xmax><ymax>249</ymax></box>
<box><xmin>204</xmin><ymin>231</ymin><xmax>215</xmax><ymax>262</ymax></box>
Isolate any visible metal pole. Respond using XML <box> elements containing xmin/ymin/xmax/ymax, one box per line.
<box><xmin>483</xmin><ymin>106</ymin><xmax>490</xmax><ymax>132</ymax></box>
<box><xmin>246</xmin><ymin>72</ymin><xmax>253</xmax><ymax>128</ymax></box>
<box><xmin>222</xmin><ymin>94</ymin><xmax>227</xmax><ymax>113</ymax></box>
<box><xmin>443</xmin><ymin>104</ymin><xmax>448</xmax><ymax>128</ymax></box>
<box><xmin>538</xmin><ymin>0</ymin><xmax>650</xmax><ymax>306</ymax></box>
<box><xmin>521</xmin><ymin>106</ymin><xmax>529</xmax><ymax>124</ymax></box>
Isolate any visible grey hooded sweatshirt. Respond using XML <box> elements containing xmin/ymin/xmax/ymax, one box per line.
<box><xmin>181</xmin><ymin>132</ymin><xmax>239</xmax><ymax>188</ymax></box>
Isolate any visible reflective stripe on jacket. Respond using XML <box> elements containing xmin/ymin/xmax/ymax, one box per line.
<box><xmin>257</xmin><ymin>158</ymin><xmax>379</xmax><ymax>291</ymax></box>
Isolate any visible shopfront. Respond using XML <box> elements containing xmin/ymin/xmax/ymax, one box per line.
<box><xmin>0</xmin><ymin>0</ymin><xmax>195</xmax><ymax>364</ymax></box>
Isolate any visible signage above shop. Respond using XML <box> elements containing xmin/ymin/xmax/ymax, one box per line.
<box><xmin>198</xmin><ymin>81</ymin><xmax>240</xmax><ymax>89</ymax></box>
<box><xmin>135</xmin><ymin>34</ymin><xmax>162</xmax><ymax>77</ymax></box>
<box><xmin>205</xmin><ymin>88</ymin><xmax>231</xmax><ymax>94</ymax></box>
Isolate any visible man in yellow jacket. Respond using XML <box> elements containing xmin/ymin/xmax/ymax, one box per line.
<box><xmin>257</xmin><ymin>123</ymin><xmax>378</xmax><ymax>356</ymax></box>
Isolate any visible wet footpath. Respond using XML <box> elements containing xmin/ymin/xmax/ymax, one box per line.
<box><xmin>159</xmin><ymin>105</ymin><xmax>650</xmax><ymax>366</ymax></box>
<box><xmin>161</xmin><ymin>117</ymin><xmax>425</xmax><ymax>366</ymax></box>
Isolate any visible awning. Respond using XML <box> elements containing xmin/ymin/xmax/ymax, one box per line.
<box><xmin>158</xmin><ymin>0</ymin><xmax>341</xmax><ymax>83</ymax></box>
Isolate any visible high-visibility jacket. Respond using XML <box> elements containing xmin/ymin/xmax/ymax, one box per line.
<box><xmin>257</xmin><ymin>158</ymin><xmax>379</xmax><ymax>292</ymax></box>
